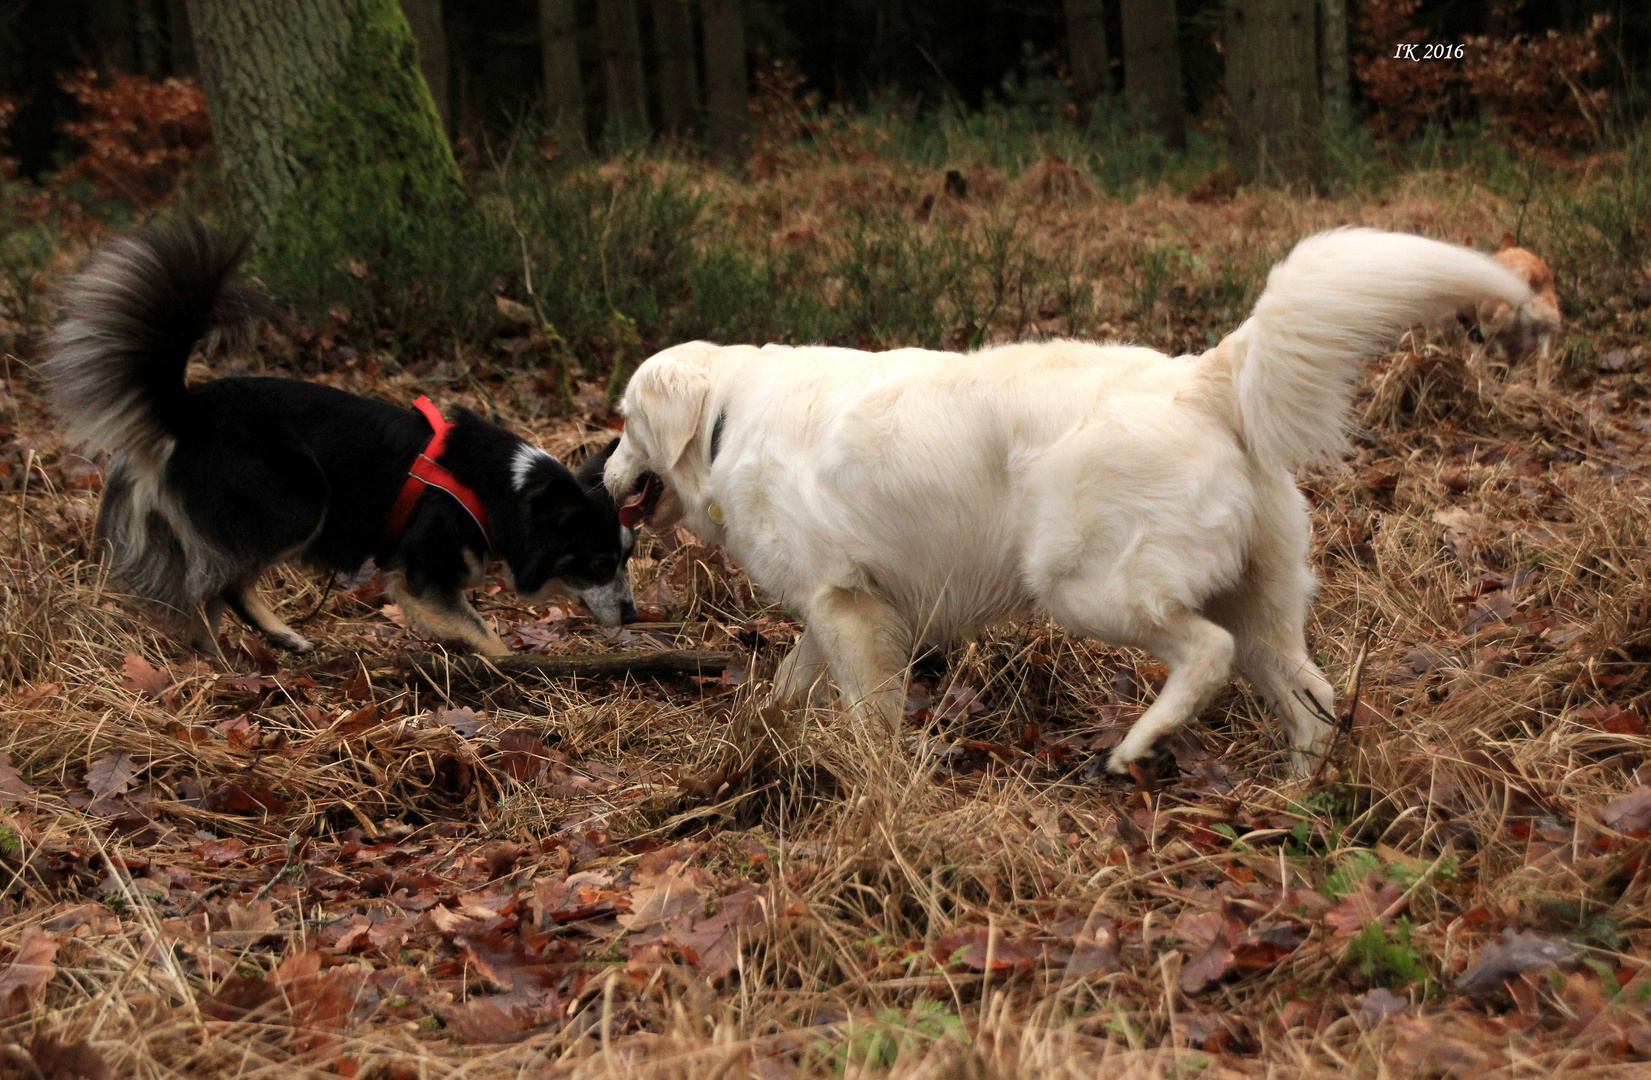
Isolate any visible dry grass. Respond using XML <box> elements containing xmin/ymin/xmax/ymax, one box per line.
<box><xmin>4</xmin><ymin>151</ymin><xmax>1651</xmax><ymax>1079</ymax></box>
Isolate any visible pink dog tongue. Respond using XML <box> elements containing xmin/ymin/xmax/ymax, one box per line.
<box><xmin>617</xmin><ymin>475</ymin><xmax>658</xmax><ymax>528</ymax></box>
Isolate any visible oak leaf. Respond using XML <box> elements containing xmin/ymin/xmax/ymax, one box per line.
<box><xmin>1454</xmin><ymin>929</ymin><xmax>1575</xmax><ymax>995</ymax></box>
<box><xmin>0</xmin><ymin>925</ymin><xmax>56</xmax><ymax>1010</ymax></box>
<box><xmin>84</xmin><ymin>753</ymin><xmax>136</xmax><ymax>801</ymax></box>
<box><xmin>120</xmin><ymin>652</ymin><xmax>171</xmax><ymax>697</ymax></box>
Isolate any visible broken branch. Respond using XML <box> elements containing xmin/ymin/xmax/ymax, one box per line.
<box><xmin>399</xmin><ymin>649</ymin><xmax>736</xmax><ymax>686</ymax></box>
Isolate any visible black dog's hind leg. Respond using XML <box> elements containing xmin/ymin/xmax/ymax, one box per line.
<box><xmin>223</xmin><ymin>579</ymin><xmax>314</xmax><ymax>652</ymax></box>
<box><xmin>185</xmin><ymin>596</ymin><xmax>228</xmax><ymax>657</ymax></box>
<box><xmin>172</xmin><ymin>436</ymin><xmax>330</xmax><ymax>655</ymax></box>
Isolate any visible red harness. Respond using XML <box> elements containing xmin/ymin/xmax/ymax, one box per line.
<box><xmin>383</xmin><ymin>396</ymin><xmax>491</xmax><ymax>548</ymax></box>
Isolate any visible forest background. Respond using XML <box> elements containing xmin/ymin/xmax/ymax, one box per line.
<box><xmin>4</xmin><ymin>1</ymin><xmax>1651</xmax><ymax>1078</ymax></box>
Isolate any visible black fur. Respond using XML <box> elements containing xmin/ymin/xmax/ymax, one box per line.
<box><xmin>46</xmin><ymin>221</ymin><xmax>630</xmax><ymax>654</ymax></box>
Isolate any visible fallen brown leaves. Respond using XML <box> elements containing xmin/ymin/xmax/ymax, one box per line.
<box><xmin>0</xmin><ymin>925</ymin><xmax>57</xmax><ymax>1016</ymax></box>
<box><xmin>6</xmin><ymin>141</ymin><xmax>1651</xmax><ymax>1079</ymax></box>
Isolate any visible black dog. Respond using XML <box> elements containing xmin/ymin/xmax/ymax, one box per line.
<box><xmin>45</xmin><ymin>221</ymin><xmax>633</xmax><ymax>655</ymax></box>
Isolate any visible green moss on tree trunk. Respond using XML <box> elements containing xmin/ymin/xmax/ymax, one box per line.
<box><xmin>190</xmin><ymin>0</ymin><xmax>469</xmax><ymax>323</ymax></box>
<box><xmin>262</xmin><ymin>0</ymin><xmax>464</xmax><ymax>309</ymax></box>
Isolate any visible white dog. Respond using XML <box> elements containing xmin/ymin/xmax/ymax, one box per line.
<box><xmin>606</xmin><ymin>230</ymin><xmax>1534</xmax><ymax>776</ymax></box>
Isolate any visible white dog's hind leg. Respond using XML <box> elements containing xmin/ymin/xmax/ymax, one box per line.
<box><xmin>1224</xmin><ymin>601</ymin><xmax>1337</xmax><ymax>777</ymax></box>
<box><xmin>1208</xmin><ymin>485</ymin><xmax>1338</xmax><ymax>777</ymax></box>
<box><xmin>1239</xmin><ymin>639</ymin><xmax>1336</xmax><ymax>779</ymax></box>
<box><xmin>775</xmin><ymin>628</ymin><xmax>834</xmax><ymax>707</ymax></box>
<box><xmin>1102</xmin><ymin>612</ymin><xmax>1235</xmax><ymax>773</ymax></box>
<box><xmin>804</xmin><ymin>587</ymin><xmax>910</xmax><ymax>740</ymax></box>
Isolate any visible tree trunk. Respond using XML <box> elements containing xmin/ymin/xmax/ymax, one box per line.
<box><xmin>1224</xmin><ymin>0</ymin><xmax>1324</xmax><ymax>189</ymax></box>
<box><xmin>186</xmin><ymin>0</ymin><xmax>462</xmax><ymax>290</ymax></box>
<box><xmin>700</xmin><ymin>0</ymin><xmax>746</xmax><ymax>159</ymax></box>
<box><xmin>400</xmin><ymin>0</ymin><xmax>450</xmax><ymax>135</ymax></box>
<box><xmin>1120</xmin><ymin>0</ymin><xmax>1184</xmax><ymax>149</ymax></box>
<box><xmin>1063</xmin><ymin>0</ymin><xmax>1110</xmax><ymax>100</ymax></box>
<box><xmin>90</xmin><ymin>0</ymin><xmax>139</xmax><ymax>73</ymax></box>
<box><xmin>166</xmin><ymin>0</ymin><xmax>198</xmax><ymax>76</ymax></box>
<box><xmin>1320</xmin><ymin>0</ymin><xmax>1350</xmax><ymax>127</ymax></box>
<box><xmin>540</xmin><ymin>0</ymin><xmax>586</xmax><ymax>152</ymax></box>
<box><xmin>652</xmin><ymin>0</ymin><xmax>699</xmax><ymax>136</ymax></box>
<box><xmin>597</xmin><ymin>0</ymin><xmax>649</xmax><ymax>139</ymax></box>
<box><xmin>133</xmin><ymin>0</ymin><xmax>168</xmax><ymax>78</ymax></box>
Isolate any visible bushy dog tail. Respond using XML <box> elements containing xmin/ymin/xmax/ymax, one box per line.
<box><xmin>44</xmin><ymin>220</ymin><xmax>269</xmax><ymax>467</ymax></box>
<box><xmin>1230</xmin><ymin>229</ymin><xmax>1530</xmax><ymax>471</ymax></box>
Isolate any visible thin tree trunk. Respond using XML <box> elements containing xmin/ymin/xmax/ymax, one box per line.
<box><xmin>597</xmin><ymin>0</ymin><xmax>649</xmax><ymax>139</ymax></box>
<box><xmin>1224</xmin><ymin>0</ymin><xmax>1324</xmax><ymax>190</ymax></box>
<box><xmin>1064</xmin><ymin>0</ymin><xmax>1110</xmax><ymax>100</ymax></box>
<box><xmin>133</xmin><ymin>0</ymin><xmax>168</xmax><ymax>78</ymax></box>
<box><xmin>400</xmin><ymin>0</ymin><xmax>450</xmax><ymax>135</ymax></box>
<box><xmin>652</xmin><ymin>0</ymin><xmax>699</xmax><ymax>136</ymax></box>
<box><xmin>540</xmin><ymin>0</ymin><xmax>586</xmax><ymax>152</ymax></box>
<box><xmin>1320</xmin><ymin>0</ymin><xmax>1350</xmax><ymax>127</ymax></box>
<box><xmin>91</xmin><ymin>0</ymin><xmax>139</xmax><ymax>73</ymax></box>
<box><xmin>1120</xmin><ymin>0</ymin><xmax>1184</xmax><ymax>149</ymax></box>
<box><xmin>166</xmin><ymin>0</ymin><xmax>197</xmax><ymax>76</ymax></box>
<box><xmin>186</xmin><ymin>0</ymin><xmax>461</xmax><ymax>273</ymax></box>
<box><xmin>700</xmin><ymin>0</ymin><xmax>746</xmax><ymax>159</ymax></box>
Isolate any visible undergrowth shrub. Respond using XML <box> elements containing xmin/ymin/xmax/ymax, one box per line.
<box><xmin>1537</xmin><ymin>130</ymin><xmax>1651</xmax><ymax>288</ymax></box>
<box><xmin>57</xmin><ymin>69</ymin><xmax>212</xmax><ymax>210</ymax></box>
<box><xmin>250</xmin><ymin>199</ymin><xmax>508</xmax><ymax>342</ymax></box>
<box><xmin>0</xmin><ymin>101</ymin><xmax>56</xmax><ymax>355</ymax></box>
<box><xmin>1465</xmin><ymin>126</ymin><xmax>1651</xmax><ymax>320</ymax></box>
<box><xmin>742</xmin><ymin>49</ymin><xmax>1223</xmax><ymax>196</ymax></box>
<box><xmin>500</xmin><ymin>163</ymin><xmax>709</xmax><ymax>348</ymax></box>
<box><xmin>289</xmin><ymin>149</ymin><xmax>1102</xmax><ymax>370</ymax></box>
<box><xmin>0</xmin><ymin>216</ymin><xmax>56</xmax><ymax>356</ymax></box>
<box><xmin>0</xmin><ymin>70</ymin><xmax>212</xmax><ymax>248</ymax></box>
<box><xmin>1354</xmin><ymin>0</ymin><xmax>1612</xmax><ymax>152</ymax></box>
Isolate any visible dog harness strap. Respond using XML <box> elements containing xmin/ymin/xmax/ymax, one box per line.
<box><xmin>383</xmin><ymin>396</ymin><xmax>492</xmax><ymax>548</ymax></box>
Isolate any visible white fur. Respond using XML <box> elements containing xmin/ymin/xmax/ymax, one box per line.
<box><xmin>1236</xmin><ymin>229</ymin><xmax>1530</xmax><ymax>470</ymax></box>
<box><xmin>605</xmin><ymin>229</ymin><xmax>1534</xmax><ymax>776</ymax></box>
<box><xmin>511</xmin><ymin>443</ymin><xmax>555</xmax><ymax>491</ymax></box>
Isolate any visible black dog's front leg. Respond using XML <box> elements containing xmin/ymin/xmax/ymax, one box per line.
<box><xmin>386</xmin><ymin>509</ymin><xmax>505</xmax><ymax>655</ymax></box>
<box><xmin>384</xmin><ymin>567</ymin><xmax>507</xmax><ymax>655</ymax></box>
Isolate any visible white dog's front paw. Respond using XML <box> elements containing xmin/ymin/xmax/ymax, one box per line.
<box><xmin>1288</xmin><ymin>748</ymin><xmax>1326</xmax><ymax>781</ymax></box>
<box><xmin>1105</xmin><ymin>747</ymin><xmax>1134</xmax><ymax>775</ymax></box>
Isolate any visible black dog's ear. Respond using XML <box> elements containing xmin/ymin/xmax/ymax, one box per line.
<box><xmin>522</xmin><ymin>461</ymin><xmax>590</xmax><ymax>523</ymax></box>
<box><xmin>575</xmin><ymin>437</ymin><xmax>622</xmax><ymax>495</ymax></box>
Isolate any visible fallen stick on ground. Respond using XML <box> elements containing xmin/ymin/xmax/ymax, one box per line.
<box><xmin>399</xmin><ymin>649</ymin><xmax>736</xmax><ymax>684</ymax></box>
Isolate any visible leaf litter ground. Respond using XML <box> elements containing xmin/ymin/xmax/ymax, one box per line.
<box><xmin>4</xmin><ymin>162</ymin><xmax>1651</xmax><ymax>1078</ymax></box>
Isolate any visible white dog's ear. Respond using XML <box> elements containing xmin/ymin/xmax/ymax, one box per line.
<box><xmin>623</xmin><ymin>346</ymin><xmax>714</xmax><ymax>470</ymax></box>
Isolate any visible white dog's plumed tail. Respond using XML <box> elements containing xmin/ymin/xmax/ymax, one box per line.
<box><xmin>1232</xmin><ymin>229</ymin><xmax>1531</xmax><ymax>471</ymax></box>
